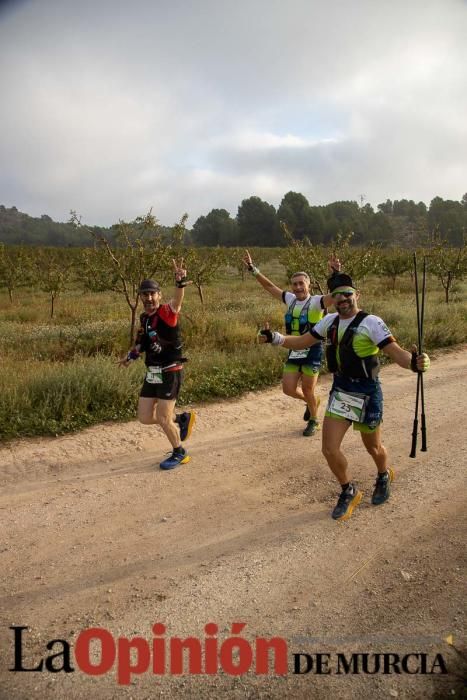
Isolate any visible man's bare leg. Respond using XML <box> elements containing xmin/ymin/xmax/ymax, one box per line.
<box><xmin>301</xmin><ymin>372</ymin><xmax>319</xmax><ymax>419</ymax></box>
<box><xmin>281</xmin><ymin>371</ymin><xmax>303</xmax><ymax>400</ymax></box>
<box><xmin>137</xmin><ymin>397</ymin><xmax>180</xmax><ymax>448</ymax></box>
<box><xmin>321</xmin><ymin>415</ymin><xmax>352</xmax><ymax>484</ymax></box>
<box><xmin>360</xmin><ymin>426</ymin><xmax>388</xmax><ymax>474</ymax></box>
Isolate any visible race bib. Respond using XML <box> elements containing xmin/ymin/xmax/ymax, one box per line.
<box><xmin>146</xmin><ymin>366</ymin><xmax>163</xmax><ymax>384</ymax></box>
<box><xmin>328</xmin><ymin>390</ymin><xmax>366</xmax><ymax>422</ymax></box>
<box><xmin>289</xmin><ymin>349</ymin><xmax>309</xmax><ymax>360</ymax></box>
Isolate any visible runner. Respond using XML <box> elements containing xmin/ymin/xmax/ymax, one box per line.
<box><xmin>119</xmin><ymin>259</ymin><xmax>195</xmax><ymax>470</ymax></box>
<box><xmin>259</xmin><ymin>272</ymin><xmax>430</xmax><ymax>520</ymax></box>
<box><xmin>243</xmin><ymin>250</ymin><xmax>341</xmax><ymax>436</ymax></box>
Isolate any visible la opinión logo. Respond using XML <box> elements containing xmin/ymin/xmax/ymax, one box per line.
<box><xmin>9</xmin><ymin>623</ymin><xmax>450</xmax><ymax>685</ymax></box>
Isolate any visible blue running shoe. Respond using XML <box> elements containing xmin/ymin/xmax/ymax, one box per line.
<box><xmin>178</xmin><ymin>411</ymin><xmax>196</xmax><ymax>442</ymax></box>
<box><xmin>331</xmin><ymin>484</ymin><xmax>363</xmax><ymax>521</ymax></box>
<box><xmin>371</xmin><ymin>468</ymin><xmax>395</xmax><ymax>506</ymax></box>
<box><xmin>160</xmin><ymin>448</ymin><xmax>190</xmax><ymax>470</ymax></box>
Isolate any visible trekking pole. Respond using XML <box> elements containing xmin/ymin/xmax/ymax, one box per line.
<box><xmin>419</xmin><ymin>256</ymin><xmax>427</xmax><ymax>452</ymax></box>
<box><xmin>409</xmin><ymin>253</ymin><xmax>421</xmax><ymax>458</ymax></box>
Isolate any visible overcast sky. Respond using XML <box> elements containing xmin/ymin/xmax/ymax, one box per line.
<box><xmin>1</xmin><ymin>0</ymin><xmax>466</xmax><ymax>227</ymax></box>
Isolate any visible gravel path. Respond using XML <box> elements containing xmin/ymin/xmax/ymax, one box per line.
<box><xmin>0</xmin><ymin>348</ymin><xmax>466</xmax><ymax>699</ymax></box>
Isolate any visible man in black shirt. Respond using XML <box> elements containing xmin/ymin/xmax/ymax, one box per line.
<box><xmin>120</xmin><ymin>259</ymin><xmax>195</xmax><ymax>469</ymax></box>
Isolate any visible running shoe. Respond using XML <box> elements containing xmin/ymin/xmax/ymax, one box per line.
<box><xmin>331</xmin><ymin>484</ymin><xmax>363</xmax><ymax>521</ymax></box>
<box><xmin>303</xmin><ymin>419</ymin><xmax>319</xmax><ymax>437</ymax></box>
<box><xmin>178</xmin><ymin>411</ymin><xmax>196</xmax><ymax>442</ymax></box>
<box><xmin>159</xmin><ymin>448</ymin><xmax>190</xmax><ymax>470</ymax></box>
<box><xmin>371</xmin><ymin>467</ymin><xmax>395</xmax><ymax>506</ymax></box>
<box><xmin>303</xmin><ymin>396</ymin><xmax>320</xmax><ymax>421</ymax></box>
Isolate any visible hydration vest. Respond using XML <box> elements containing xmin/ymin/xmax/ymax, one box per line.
<box><xmin>140</xmin><ymin>310</ymin><xmax>182</xmax><ymax>366</ymax></box>
<box><xmin>326</xmin><ymin>311</ymin><xmax>380</xmax><ymax>379</ymax></box>
<box><xmin>284</xmin><ymin>297</ymin><xmax>322</xmax><ymax>335</ymax></box>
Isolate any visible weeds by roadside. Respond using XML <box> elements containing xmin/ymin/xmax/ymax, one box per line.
<box><xmin>0</xmin><ymin>267</ymin><xmax>465</xmax><ymax>441</ymax></box>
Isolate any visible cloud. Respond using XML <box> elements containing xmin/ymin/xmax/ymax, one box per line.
<box><xmin>0</xmin><ymin>0</ymin><xmax>466</xmax><ymax>225</ymax></box>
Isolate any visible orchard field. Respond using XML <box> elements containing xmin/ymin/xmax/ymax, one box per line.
<box><xmin>0</xmin><ymin>234</ymin><xmax>466</xmax><ymax>700</ymax></box>
<box><xmin>0</xmin><ymin>238</ymin><xmax>465</xmax><ymax>441</ymax></box>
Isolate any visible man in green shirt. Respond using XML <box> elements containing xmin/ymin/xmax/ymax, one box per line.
<box><xmin>259</xmin><ymin>272</ymin><xmax>430</xmax><ymax>521</ymax></box>
<box><xmin>243</xmin><ymin>251</ymin><xmax>340</xmax><ymax>436</ymax></box>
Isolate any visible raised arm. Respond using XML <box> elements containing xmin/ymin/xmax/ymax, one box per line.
<box><xmin>170</xmin><ymin>258</ymin><xmax>188</xmax><ymax>313</ymax></box>
<box><xmin>242</xmin><ymin>250</ymin><xmax>284</xmax><ymax>301</ymax></box>
<box><xmin>321</xmin><ymin>254</ymin><xmax>342</xmax><ymax>308</ymax></box>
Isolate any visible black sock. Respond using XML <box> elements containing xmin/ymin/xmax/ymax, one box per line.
<box><xmin>378</xmin><ymin>470</ymin><xmax>388</xmax><ymax>479</ymax></box>
<box><xmin>174</xmin><ymin>445</ymin><xmax>184</xmax><ymax>454</ymax></box>
<box><xmin>341</xmin><ymin>482</ymin><xmax>351</xmax><ymax>493</ymax></box>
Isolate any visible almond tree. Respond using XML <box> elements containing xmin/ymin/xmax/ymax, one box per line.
<box><xmin>378</xmin><ymin>249</ymin><xmax>412</xmax><ymax>291</ymax></box>
<box><xmin>183</xmin><ymin>247</ymin><xmax>227</xmax><ymax>305</ymax></box>
<box><xmin>279</xmin><ymin>226</ymin><xmax>380</xmax><ymax>293</ymax></box>
<box><xmin>0</xmin><ymin>244</ymin><xmax>34</xmax><ymax>302</ymax></box>
<box><xmin>35</xmin><ymin>247</ymin><xmax>74</xmax><ymax>318</ymax></box>
<box><xmin>70</xmin><ymin>210</ymin><xmax>188</xmax><ymax>343</ymax></box>
<box><xmin>427</xmin><ymin>234</ymin><xmax>466</xmax><ymax>303</ymax></box>
<box><xmin>278</xmin><ymin>221</ymin><xmax>328</xmax><ymax>292</ymax></box>
<box><xmin>327</xmin><ymin>231</ymin><xmax>381</xmax><ymax>285</ymax></box>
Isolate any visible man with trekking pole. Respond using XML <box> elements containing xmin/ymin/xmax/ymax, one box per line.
<box><xmin>258</xmin><ymin>269</ymin><xmax>430</xmax><ymax>521</ymax></box>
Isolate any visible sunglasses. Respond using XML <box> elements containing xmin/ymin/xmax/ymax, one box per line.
<box><xmin>331</xmin><ymin>291</ymin><xmax>354</xmax><ymax>298</ymax></box>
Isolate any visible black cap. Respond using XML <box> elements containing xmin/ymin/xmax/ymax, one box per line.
<box><xmin>138</xmin><ymin>279</ymin><xmax>160</xmax><ymax>293</ymax></box>
<box><xmin>327</xmin><ymin>272</ymin><xmax>356</xmax><ymax>293</ymax></box>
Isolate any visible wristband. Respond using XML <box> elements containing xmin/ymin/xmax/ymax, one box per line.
<box><xmin>250</xmin><ymin>265</ymin><xmax>260</xmax><ymax>277</ymax></box>
<box><xmin>410</xmin><ymin>351</ymin><xmax>418</xmax><ymax>372</ymax></box>
<box><xmin>272</xmin><ymin>332</ymin><xmax>285</xmax><ymax>345</ymax></box>
<box><xmin>127</xmin><ymin>350</ymin><xmax>140</xmax><ymax>361</ymax></box>
<box><xmin>175</xmin><ymin>276</ymin><xmax>188</xmax><ymax>288</ymax></box>
<box><xmin>259</xmin><ymin>329</ymin><xmax>285</xmax><ymax>345</ymax></box>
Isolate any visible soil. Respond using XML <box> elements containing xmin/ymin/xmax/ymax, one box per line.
<box><xmin>0</xmin><ymin>349</ymin><xmax>466</xmax><ymax>699</ymax></box>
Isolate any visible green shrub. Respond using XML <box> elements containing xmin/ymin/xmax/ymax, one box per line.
<box><xmin>0</xmin><ymin>357</ymin><xmax>143</xmax><ymax>439</ymax></box>
<box><xmin>0</xmin><ymin>268</ymin><xmax>465</xmax><ymax>441</ymax></box>
<box><xmin>179</xmin><ymin>347</ymin><xmax>284</xmax><ymax>403</ymax></box>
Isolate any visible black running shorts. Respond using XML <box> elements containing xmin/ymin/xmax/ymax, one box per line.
<box><xmin>140</xmin><ymin>369</ymin><xmax>182</xmax><ymax>400</ymax></box>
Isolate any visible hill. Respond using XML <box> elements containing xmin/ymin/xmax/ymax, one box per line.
<box><xmin>0</xmin><ymin>205</ymin><xmax>106</xmax><ymax>246</ymax></box>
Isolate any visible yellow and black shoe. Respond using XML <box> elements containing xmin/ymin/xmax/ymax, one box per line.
<box><xmin>371</xmin><ymin>467</ymin><xmax>395</xmax><ymax>506</ymax></box>
<box><xmin>303</xmin><ymin>419</ymin><xmax>319</xmax><ymax>437</ymax></box>
<box><xmin>178</xmin><ymin>411</ymin><xmax>196</xmax><ymax>442</ymax></box>
<box><xmin>331</xmin><ymin>484</ymin><xmax>363</xmax><ymax>521</ymax></box>
<box><xmin>160</xmin><ymin>448</ymin><xmax>190</xmax><ymax>470</ymax></box>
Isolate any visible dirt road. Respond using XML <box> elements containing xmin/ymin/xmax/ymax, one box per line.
<box><xmin>0</xmin><ymin>349</ymin><xmax>466</xmax><ymax>699</ymax></box>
